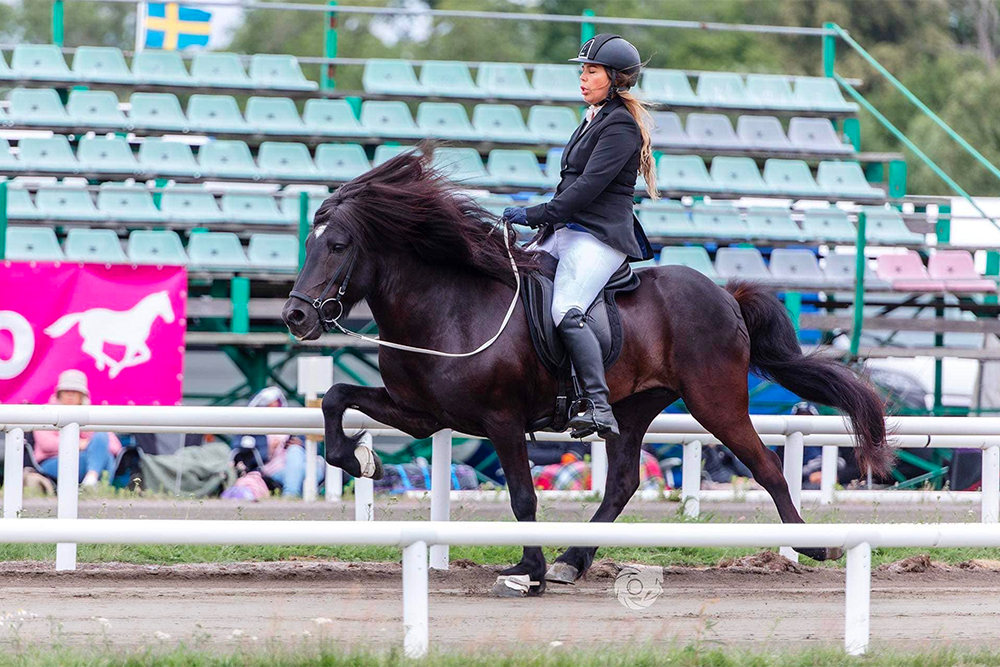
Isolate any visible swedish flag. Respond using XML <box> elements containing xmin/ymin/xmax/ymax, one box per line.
<box><xmin>144</xmin><ymin>3</ymin><xmax>212</xmax><ymax>51</ymax></box>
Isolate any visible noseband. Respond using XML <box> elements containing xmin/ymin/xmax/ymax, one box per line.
<box><xmin>288</xmin><ymin>248</ymin><xmax>358</xmax><ymax>333</ymax></box>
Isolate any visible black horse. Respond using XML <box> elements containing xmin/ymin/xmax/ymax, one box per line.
<box><xmin>282</xmin><ymin>150</ymin><xmax>891</xmax><ymax>595</ymax></box>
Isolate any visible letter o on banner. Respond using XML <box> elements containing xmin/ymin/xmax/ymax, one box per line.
<box><xmin>0</xmin><ymin>311</ymin><xmax>35</xmax><ymax>380</ymax></box>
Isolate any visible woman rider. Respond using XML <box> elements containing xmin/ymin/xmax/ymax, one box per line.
<box><xmin>504</xmin><ymin>33</ymin><xmax>657</xmax><ymax>439</ymax></box>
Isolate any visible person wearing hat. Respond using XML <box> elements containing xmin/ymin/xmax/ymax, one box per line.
<box><xmin>32</xmin><ymin>370</ymin><xmax>122</xmax><ymax>487</ymax></box>
<box><xmin>503</xmin><ymin>33</ymin><xmax>657</xmax><ymax>439</ymax></box>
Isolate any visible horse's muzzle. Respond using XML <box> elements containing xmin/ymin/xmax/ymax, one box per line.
<box><xmin>281</xmin><ymin>299</ymin><xmax>322</xmax><ymax>341</ymax></box>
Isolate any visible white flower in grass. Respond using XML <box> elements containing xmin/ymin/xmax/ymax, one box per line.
<box><xmin>250</xmin><ymin>636</ymin><xmax>258</xmax><ymax>642</ymax></box>
<box><xmin>154</xmin><ymin>631</ymin><xmax>171</xmax><ymax>641</ymax></box>
<box><xmin>550</xmin><ymin>641</ymin><xmax>564</xmax><ymax>647</ymax></box>
<box><xmin>231</xmin><ymin>629</ymin><xmax>244</xmax><ymax>638</ymax></box>
<box><xmin>91</xmin><ymin>616</ymin><xmax>111</xmax><ymax>628</ymax></box>
<box><xmin>311</xmin><ymin>617</ymin><xmax>333</xmax><ymax>626</ymax></box>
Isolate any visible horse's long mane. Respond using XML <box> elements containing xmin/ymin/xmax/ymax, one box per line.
<box><xmin>314</xmin><ymin>144</ymin><xmax>538</xmax><ymax>288</ymax></box>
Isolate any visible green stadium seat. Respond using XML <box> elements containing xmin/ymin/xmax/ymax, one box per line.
<box><xmin>769</xmin><ymin>248</ymin><xmax>824</xmax><ymax>285</ymax></box>
<box><xmin>736</xmin><ymin>115</ymin><xmax>792</xmax><ymax>151</ymax></box>
<box><xmin>248</xmin><ymin>233</ymin><xmax>299</xmax><ymax>271</ymax></box>
<box><xmin>817</xmin><ymin>161</ymin><xmax>883</xmax><ymax>198</ymax></box>
<box><xmin>127</xmin><ymin>230</ymin><xmax>188</xmax><ymax>266</ymax></box>
<box><xmin>476</xmin><ymin>63</ymin><xmax>538</xmax><ymax>99</ymax></box>
<box><xmin>11</xmin><ymin>45</ymin><xmax>72</xmax><ymax>81</ymax></box>
<box><xmin>302</xmin><ymin>99</ymin><xmax>369</xmax><ymax>137</ymax></box>
<box><xmin>527</xmin><ymin>105</ymin><xmax>577</xmax><ymax>144</ymax></box>
<box><xmin>416</xmin><ymin>102</ymin><xmax>478</xmax><ymax>140</ymax></box>
<box><xmin>187</xmin><ymin>231</ymin><xmax>250</xmax><ymax>271</ymax></box>
<box><xmin>191</xmin><ymin>52</ymin><xmax>251</xmax><ymax>88</ymax></box>
<box><xmin>0</xmin><ymin>103</ymin><xmax>8</xmax><ymax>126</ymax></box>
<box><xmin>5</xmin><ymin>226</ymin><xmax>64</xmax><ymax>261</ymax></box>
<box><xmin>745</xmin><ymin>74</ymin><xmax>798</xmax><ymax>110</ymax></box>
<box><xmin>745</xmin><ymin>206</ymin><xmax>803</xmax><ymax>241</ymax></box>
<box><xmin>709</xmin><ymin>156</ymin><xmax>770</xmax><ymax>194</ymax></box>
<box><xmin>362</xmin><ymin>59</ymin><xmax>425</xmax><ymax>96</ymax></box>
<box><xmin>696</xmin><ymin>72</ymin><xmax>756</xmax><ymax>108</ymax></box>
<box><xmin>97</xmin><ymin>184</ymin><xmax>164</xmax><ymax>223</ymax></box>
<box><xmin>801</xmin><ymin>208</ymin><xmax>857</xmax><ymax>243</ymax></box>
<box><xmin>257</xmin><ymin>142</ymin><xmax>319</xmax><ymax>180</ymax></box>
<box><xmin>531</xmin><ymin>64</ymin><xmax>581</xmax><ymax>101</ymax></box>
<box><xmin>788</xmin><ymin>117</ymin><xmax>853</xmax><ymax>154</ymax></box>
<box><xmin>77</xmin><ymin>136</ymin><xmax>140</xmax><ymax>175</ymax></box>
<box><xmin>373</xmin><ymin>144</ymin><xmax>420</xmax><ymax>167</ymax></box>
<box><xmin>221</xmin><ymin>192</ymin><xmax>286</xmax><ymax>224</ymax></box>
<box><xmin>544</xmin><ymin>148</ymin><xmax>563</xmax><ymax>185</ymax></box>
<box><xmin>659</xmin><ymin>246</ymin><xmax>718</xmax><ymax>278</ymax></box>
<box><xmin>129</xmin><ymin>92</ymin><xmax>189</xmax><ymax>132</ymax></box>
<box><xmin>160</xmin><ymin>187</ymin><xmax>225</xmax><ymax>223</ymax></box>
<box><xmin>315</xmin><ymin>143</ymin><xmax>370</xmax><ymax>181</ymax></box>
<box><xmin>0</xmin><ymin>139</ymin><xmax>21</xmax><ymax>171</ymax></box>
<box><xmin>18</xmin><ymin>136</ymin><xmax>79</xmax><ymax>173</ymax></box>
<box><xmin>249</xmin><ymin>54</ymin><xmax>317</xmax><ymax>91</ymax></box>
<box><xmin>636</xmin><ymin>200</ymin><xmax>694</xmax><ymax>237</ymax></box>
<box><xmin>474</xmin><ymin>193</ymin><xmax>515</xmax><ymax>217</ymax></box>
<box><xmin>67</xmin><ymin>90</ymin><xmax>127</xmax><ymax>129</ymax></box>
<box><xmin>138</xmin><ymin>139</ymin><xmax>200</xmax><ymax>178</ymax></box>
<box><xmin>187</xmin><ymin>94</ymin><xmax>250</xmax><ymax>134</ymax></box>
<box><xmin>692</xmin><ymin>203</ymin><xmax>750</xmax><ymax>239</ymax></box>
<box><xmin>793</xmin><ymin>77</ymin><xmax>859</xmax><ymax>113</ymax></box>
<box><xmin>862</xmin><ymin>206</ymin><xmax>924</xmax><ymax>244</ymax></box>
<box><xmin>638</xmin><ymin>69</ymin><xmax>697</xmax><ymax>106</ymax></box>
<box><xmin>5</xmin><ymin>188</ymin><xmax>38</xmax><ymax>218</ymax></box>
<box><xmin>130</xmin><ymin>50</ymin><xmax>193</xmax><ymax>86</ymax></box>
<box><xmin>279</xmin><ymin>191</ymin><xmax>327</xmax><ymax>223</ymax></box>
<box><xmin>8</xmin><ymin>88</ymin><xmax>72</xmax><ymax>126</ymax></box>
<box><xmin>64</xmin><ymin>228</ymin><xmax>127</xmax><ymax>263</ymax></box>
<box><xmin>360</xmin><ymin>100</ymin><xmax>422</xmax><ymax>138</ymax></box>
<box><xmin>686</xmin><ymin>113</ymin><xmax>743</xmax><ymax>150</ymax></box>
<box><xmin>35</xmin><ymin>186</ymin><xmax>102</xmax><ymax>221</ymax></box>
<box><xmin>486</xmin><ymin>150</ymin><xmax>549</xmax><ymax>188</ymax></box>
<box><xmin>0</xmin><ymin>52</ymin><xmax>13</xmax><ymax>81</ymax></box>
<box><xmin>198</xmin><ymin>140</ymin><xmax>259</xmax><ymax>180</ymax></box>
<box><xmin>657</xmin><ymin>155</ymin><xmax>718</xmax><ymax>193</ymax></box>
<box><xmin>245</xmin><ymin>97</ymin><xmax>305</xmax><ymax>135</ymax></box>
<box><xmin>715</xmin><ymin>247</ymin><xmax>771</xmax><ymax>280</ymax></box>
<box><xmin>419</xmin><ymin>61</ymin><xmax>482</xmax><ymax>98</ymax></box>
<box><xmin>431</xmin><ymin>147</ymin><xmax>497</xmax><ymax>187</ymax></box>
<box><xmin>762</xmin><ymin>159</ymin><xmax>824</xmax><ymax>196</ymax></box>
<box><xmin>473</xmin><ymin>104</ymin><xmax>534</xmax><ymax>142</ymax></box>
<box><xmin>71</xmin><ymin>46</ymin><xmax>132</xmax><ymax>84</ymax></box>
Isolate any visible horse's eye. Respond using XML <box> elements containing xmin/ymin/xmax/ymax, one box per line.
<box><xmin>332</xmin><ymin>243</ymin><xmax>348</xmax><ymax>253</ymax></box>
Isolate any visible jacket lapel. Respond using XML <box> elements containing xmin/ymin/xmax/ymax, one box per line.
<box><xmin>562</xmin><ymin>96</ymin><xmax>624</xmax><ymax>169</ymax></box>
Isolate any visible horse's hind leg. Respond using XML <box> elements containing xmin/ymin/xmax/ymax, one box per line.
<box><xmin>684</xmin><ymin>382</ymin><xmax>841</xmax><ymax>562</ymax></box>
<box><xmin>547</xmin><ymin>390</ymin><xmax>678</xmax><ymax>583</ymax></box>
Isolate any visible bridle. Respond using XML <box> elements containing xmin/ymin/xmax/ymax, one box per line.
<box><xmin>287</xmin><ymin>218</ymin><xmax>522</xmax><ymax>358</ymax></box>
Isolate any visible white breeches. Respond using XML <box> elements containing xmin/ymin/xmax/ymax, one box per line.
<box><xmin>530</xmin><ymin>226</ymin><xmax>628</xmax><ymax>327</ymax></box>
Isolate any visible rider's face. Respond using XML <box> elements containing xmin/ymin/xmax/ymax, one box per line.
<box><xmin>57</xmin><ymin>390</ymin><xmax>85</xmax><ymax>405</ymax></box>
<box><xmin>579</xmin><ymin>64</ymin><xmax>610</xmax><ymax>106</ymax></box>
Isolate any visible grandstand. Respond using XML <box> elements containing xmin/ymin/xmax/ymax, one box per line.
<box><xmin>1</xmin><ymin>2</ymin><xmax>998</xmax><ymax>435</ymax></box>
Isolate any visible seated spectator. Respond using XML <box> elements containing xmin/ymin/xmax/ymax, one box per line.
<box><xmin>235</xmin><ymin>387</ymin><xmax>324</xmax><ymax>498</ymax></box>
<box><xmin>32</xmin><ymin>370</ymin><xmax>121</xmax><ymax>487</ymax></box>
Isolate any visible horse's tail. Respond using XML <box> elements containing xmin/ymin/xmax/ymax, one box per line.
<box><xmin>726</xmin><ymin>280</ymin><xmax>892</xmax><ymax>478</ymax></box>
<box><xmin>44</xmin><ymin>312</ymin><xmax>84</xmax><ymax>338</ymax></box>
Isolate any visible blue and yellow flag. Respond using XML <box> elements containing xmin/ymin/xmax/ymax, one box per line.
<box><xmin>144</xmin><ymin>3</ymin><xmax>212</xmax><ymax>51</ymax></box>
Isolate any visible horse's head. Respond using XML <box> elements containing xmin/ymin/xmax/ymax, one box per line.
<box><xmin>150</xmin><ymin>290</ymin><xmax>176</xmax><ymax>324</ymax></box>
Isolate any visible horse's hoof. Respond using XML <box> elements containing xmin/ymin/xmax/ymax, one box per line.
<box><xmin>489</xmin><ymin>574</ymin><xmax>544</xmax><ymax>597</ymax></box>
<box><xmin>354</xmin><ymin>445</ymin><xmax>384</xmax><ymax>481</ymax></box>
<box><xmin>825</xmin><ymin>547</ymin><xmax>844</xmax><ymax>561</ymax></box>
<box><xmin>795</xmin><ymin>546</ymin><xmax>843</xmax><ymax>562</ymax></box>
<box><xmin>545</xmin><ymin>561</ymin><xmax>580</xmax><ymax>585</ymax></box>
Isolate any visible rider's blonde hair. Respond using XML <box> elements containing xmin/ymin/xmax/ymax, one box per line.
<box><xmin>612</xmin><ymin>68</ymin><xmax>658</xmax><ymax>200</ymax></box>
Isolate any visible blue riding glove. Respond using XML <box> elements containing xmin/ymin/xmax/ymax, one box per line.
<box><xmin>502</xmin><ymin>206</ymin><xmax>530</xmax><ymax>227</ymax></box>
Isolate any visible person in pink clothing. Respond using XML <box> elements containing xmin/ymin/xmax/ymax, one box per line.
<box><xmin>32</xmin><ymin>370</ymin><xmax>122</xmax><ymax>487</ymax></box>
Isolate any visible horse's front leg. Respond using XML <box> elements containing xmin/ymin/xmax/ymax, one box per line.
<box><xmin>322</xmin><ymin>384</ymin><xmax>443</xmax><ymax>480</ymax></box>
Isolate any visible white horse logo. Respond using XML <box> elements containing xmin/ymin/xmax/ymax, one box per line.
<box><xmin>44</xmin><ymin>291</ymin><xmax>176</xmax><ymax>379</ymax></box>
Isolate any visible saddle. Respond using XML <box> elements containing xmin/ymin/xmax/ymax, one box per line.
<box><xmin>521</xmin><ymin>252</ymin><xmax>641</xmax><ymax>433</ymax></box>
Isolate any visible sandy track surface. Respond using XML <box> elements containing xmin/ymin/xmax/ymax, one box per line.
<box><xmin>2</xmin><ymin>557</ymin><xmax>1000</xmax><ymax>650</ymax></box>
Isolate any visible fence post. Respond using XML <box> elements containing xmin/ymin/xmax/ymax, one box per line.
<box><xmin>681</xmin><ymin>440</ymin><xmax>701</xmax><ymax>518</ymax></box>
<box><xmin>52</xmin><ymin>0</ymin><xmax>65</xmax><ymax>47</ymax></box>
<box><xmin>326</xmin><ymin>464</ymin><xmax>343</xmax><ymax>502</ymax></box>
<box><xmin>321</xmin><ymin>0</ymin><xmax>338</xmax><ymax>92</ymax></box>
<box><xmin>298</xmin><ymin>191</ymin><xmax>310</xmax><ymax>269</ymax></box>
<box><xmin>822</xmin><ymin>22</ymin><xmax>836</xmax><ymax>77</ymax></box>
<box><xmin>780</xmin><ymin>431</ymin><xmax>804</xmax><ymax>562</ymax></box>
<box><xmin>983</xmin><ymin>445</ymin><xmax>1000</xmax><ymax>524</ymax></box>
<box><xmin>850</xmin><ymin>212</ymin><xmax>867</xmax><ymax>357</ymax></box>
<box><xmin>591</xmin><ymin>439</ymin><xmax>607</xmax><ymax>496</ymax></box>
<box><xmin>56</xmin><ymin>422</ymin><xmax>80</xmax><ymax>571</ymax></box>
<box><xmin>230</xmin><ymin>277</ymin><xmax>250</xmax><ymax>334</ymax></box>
<box><xmin>354</xmin><ymin>431</ymin><xmax>375</xmax><ymax>521</ymax></box>
<box><xmin>845</xmin><ymin>541</ymin><xmax>872</xmax><ymax>655</ymax></box>
<box><xmin>429</xmin><ymin>429</ymin><xmax>452</xmax><ymax>570</ymax></box>
<box><xmin>3</xmin><ymin>428</ymin><xmax>24</xmax><ymax>518</ymax></box>
<box><xmin>820</xmin><ymin>445</ymin><xmax>838</xmax><ymax>506</ymax></box>
<box><xmin>581</xmin><ymin>9</ymin><xmax>595</xmax><ymax>44</ymax></box>
<box><xmin>402</xmin><ymin>540</ymin><xmax>429</xmax><ymax>658</ymax></box>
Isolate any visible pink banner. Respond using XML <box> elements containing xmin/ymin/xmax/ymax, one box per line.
<box><xmin>0</xmin><ymin>262</ymin><xmax>187</xmax><ymax>406</ymax></box>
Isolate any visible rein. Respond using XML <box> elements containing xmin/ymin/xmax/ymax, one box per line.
<box><xmin>288</xmin><ymin>218</ymin><xmax>522</xmax><ymax>358</ymax></box>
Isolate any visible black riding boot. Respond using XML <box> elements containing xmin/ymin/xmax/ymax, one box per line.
<box><xmin>557</xmin><ymin>308</ymin><xmax>620</xmax><ymax>439</ymax></box>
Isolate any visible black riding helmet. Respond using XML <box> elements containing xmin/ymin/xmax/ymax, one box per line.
<box><xmin>569</xmin><ymin>33</ymin><xmax>642</xmax><ymax>102</ymax></box>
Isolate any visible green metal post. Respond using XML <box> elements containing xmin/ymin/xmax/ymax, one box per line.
<box><xmin>936</xmin><ymin>204</ymin><xmax>951</xmax><ymax>245</ymax></box>
<box><xmin>321</xmin><ymin>0</ymin><xmax>338</xmax><ymax>92</ymax></box>
<box><xmin>152</xmin><ymin>177</ymin><xmax>167</xmax><ymax>209</ymax></box>
<box><xmin>231</xmin><ymin>277</ymin><xmax>250</xmax><ymax>334</ymax></box>
<box><xmin>0</xmin><ymin>180</ymin><xmax>7</xmax><ymax>261</ymax></box>
<box><xmin>581</xmin><ymin>9</ymin><xmax>595</xmax><ymax>44</ymax></box>
<box><xmin>987</xmin><ymin>251</ymin><xmax>999</xmax><ymax>306</ymax></box>
<box><xmin>888</xmin><ymin>159</ymin><xmax>907</xmax><ymax>198</ymax></box>
<box><xmin>843</xmin><ymin>117</ymin><xmax>861</xmax><ymax>151</ymax></box>
<box><xmin>52</xmin><ymin>0</ymin><xmax>64</xmax><ymax>47</ymax></box>
<box><xmin>785</xmin><ymin>292</ymin><xmax>801</xmax><ymax>333</ymax></box>
<box><xmin>345</xmin><ymin>96</ymin><xmax>362</xmax><ymax>119</ymax></box>
<box><xmin>850</xmin><ymin>211</ymin><xmax>867</xmax><ymax>357</ymax></box>
<box><xmin>298</xmin><ymin>191</ymin><xmax>310</xmax><ymax>269</ymax></box>
<box><xmin>934</xmin><ymin>304</ymin><xmax>944</xmax><ymax>412</ymax></box>
<box><xmin>822</xmin><ymin>22</ymin><xmax>836</xmax><ymax>77</ymax></box>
